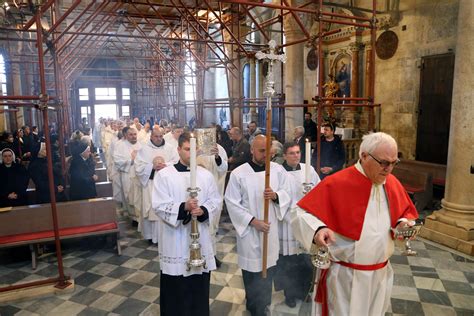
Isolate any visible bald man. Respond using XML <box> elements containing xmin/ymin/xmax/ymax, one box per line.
<box><xmin>225</xmin><ymin>135</ymin><xmax>291</xmax><ymax>316</ymax></box>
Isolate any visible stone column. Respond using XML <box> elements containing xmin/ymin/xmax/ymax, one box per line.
<box><xmin>283</xmin><ymin>17</ymin><xmax>304</xmax><ymax>141</ymax></box>
<box><xmin>420</xmin><ymin>0</ymin><xmax>474</xmax><ymax>256</ymax></box>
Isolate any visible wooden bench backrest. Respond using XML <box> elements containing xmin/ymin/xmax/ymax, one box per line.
<box><xmin>95</xmin><ymin>167</ymin><xmax>108</xmax><ymax>182</ymax></box>
<box><xmin>398</xmin><ymin>159</ymin><xmax>446</xmax><ymax>181</ymax></box>
<box><xmin>392</xmin><ymin>166</ymin><xmax>432</xmax><ymax>188</ymax></box>
<box><xmin>0</xmin><ymin>198</ymin><xmax>116</xmax><ymax>237</ymax></box>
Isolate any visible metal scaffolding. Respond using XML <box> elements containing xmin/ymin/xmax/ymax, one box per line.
<box><xmin>0</xmin><ymin>0</ymin><xmax>379</xmax><ymax>293</ymax></box>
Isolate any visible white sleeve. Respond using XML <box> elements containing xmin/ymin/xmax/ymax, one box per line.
<box><xmin>274</xmin><ymin>167</ymin><xmax>291</xmax><ymax>221</ymax></box>
<box><xmin>224</xmin><ymin>172</ymin><xmax>253</xmax><ymax>238</ymax></box>
<box><xmin>113</xmin><ymin>143</ymin><xmax>132</xmax><ymax>172</ymax></box>
<box><xmin>152</xmin><ymin>172</ymin><xmax>181</xmax><ymax>227</ymax></box>
<box><xmin>216</xmin><ymin>144</ymin><xmax>228</xmax><ymax>174</ymax></box>
<box><xmin>200</xmin><ymin>171</ymin><xmax>222</xmax><ymax>226</ymax></box>
<box><xmin>135</xmin><ymin>149</ymin><xmax>153</xmax><ymax>187</ymax></box>
<box><xmin>290</xmin><ymin>206</ymin><xmax>326</xmax><ymax>252</ymax></box>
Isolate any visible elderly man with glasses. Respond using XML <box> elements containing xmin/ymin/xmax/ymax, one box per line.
<box><xmin>291</xmin><ymin>132</ymin><xmax>418</xmax><ymax>316</ymax></box>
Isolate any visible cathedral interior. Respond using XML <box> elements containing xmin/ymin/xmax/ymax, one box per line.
<box><xmin>0</xmin><ymin>0</ymin><xmax>473</xmax><ymax>315</ymax></box>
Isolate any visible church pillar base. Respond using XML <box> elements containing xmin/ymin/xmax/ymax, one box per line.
<box><xmin>420</xmin><ymin>204</ymin><xmax>474</xmax><ymax>256</ymax></box>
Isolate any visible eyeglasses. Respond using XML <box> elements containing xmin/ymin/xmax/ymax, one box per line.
<box><xmin>368</xmin><ymin>153</ymin><xmax>400</xmax><ymax>168</ymax></box>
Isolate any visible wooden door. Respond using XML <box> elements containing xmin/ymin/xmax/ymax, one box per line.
<box><xmin>416</xmin><ymin>53</ymin><xmax>455</xmax><ymax>164</ymax></box>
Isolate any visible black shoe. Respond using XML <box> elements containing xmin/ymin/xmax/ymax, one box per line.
<box><xmin>215</xmin><ymin>256</ymin><xmax>222</xmax><ymax>268</ymax></box>
<box><xmin>285</xmin><ymin>297</ymin><xmax>296</xmax><ymax>308</ymax></box>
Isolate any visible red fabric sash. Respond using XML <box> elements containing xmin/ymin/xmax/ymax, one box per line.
<box><xmin>315</xmin><ymin>260</ymin><xmax>388</xmax><ymax>316</ymax></box>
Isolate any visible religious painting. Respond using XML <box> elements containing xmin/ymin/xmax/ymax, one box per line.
<box><xmin>332</xmin><ymin>54</ymin><xmax>351</xmax><ymax>98</ymax></box>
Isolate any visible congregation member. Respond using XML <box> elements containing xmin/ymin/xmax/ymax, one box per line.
<box><xmin>245</xmin><ymin>120</ymin><xmax>262</xmax><ymax>144</ymax></box>
<box><xmin>303</xmin><ymin>112</ymin><xmax>317</xmax><ymax>142</ymax></box>
<box><xmin>311</xmin><ymin>122</ymin><xmax>346</xmax><ymax>179</ymax></box>
<box><xmin>29</xmin><ymin>142</ymin><xmax>66</xmax><ymax>203</ymax></box>
<box><xmin>228</xmin><ymin>127</ymin><xmax>251</xmax><ymax>170</ymax></box>
<box><xmin>292</xmin><ymin>132</ymin><xmax>418</xmax><ymax>315</ymax></box>
<box><xmin>113</xmin><ymin>126</ymin><xmax>141</xmax><ymax>216</ymax></box>
<box><xmin>152</xmin><ymin>133</ymin><xmax>221</xmax><ymax>316</ymax></box>
<box><xmin>225</xmin><ymin>135</ymin><xmax>290</xmax><ymax>316</ymax></box>
<box><xmin>135</xmin><ymin>127</ymin><xmax>178</xmax><ymax>243</ymax></box>
<box><xmin>275</xmin><ymin>142</ymin><xmax>320</xmax><ymax>307</ymax></box>
<box><xmin>0</xmin><ymin>148</ymin><xmax>29</xmax><ymax>207</ymax></box>
<box><xmin>293</xmin><ymin>126</ymin><xmax>306</xmax><ymax>163</ymax></box>
<box><xmin>69</xmin><ymin>140</ymin><xmax>98</xmax><ymax>201</ymax></box>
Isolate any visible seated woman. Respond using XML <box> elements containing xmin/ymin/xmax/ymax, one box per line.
<box><xmin>69</xmin><ymin>140</ymin><xmax>98</xmax><ymax>201</ymax></box>
<box><xmin>0</xmin><ymin>148</ymin><xmax>29</xmax><ymax>207</ymax></box>
<box><xmin>29</xmin><ymin>142</ymin><xmax>67</xmax><ymax>204</ymax></box>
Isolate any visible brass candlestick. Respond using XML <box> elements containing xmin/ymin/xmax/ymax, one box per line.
<box><xmin>186</xmin><ymin>187</ymin><xmax>207</xmax><ymax>271</ymax></box>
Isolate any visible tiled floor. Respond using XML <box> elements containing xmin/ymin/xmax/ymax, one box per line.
<box><xmin>1</xmin><ymin>212</ymin><xmax>473</xmax><ymax>316</ymax></box>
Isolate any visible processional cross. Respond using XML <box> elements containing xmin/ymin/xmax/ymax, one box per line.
<box><xmin>255</xmin><ymin>40</ymin><xmax>286</xmax><ymax>278</ymax></box>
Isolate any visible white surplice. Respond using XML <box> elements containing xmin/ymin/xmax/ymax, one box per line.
<box><xmin>224</xmin><ymin>162</ymin><xmax>291</xmax><ymax>272</ymax></box>
<box><xmin>291</xmin><ymin>162</ymin><xmax>395</xmax><ymax>315</ymax></box>
<box><xmin>113</xmin><ymin>139</ymin><xmax>141</xmax><ymax>213</ymax></box>
<box><xmin>135</xmin><ymin>140</ymin><xmax>179</xmax><ymax>242</ymax></box>
<box><xmin>163</xmin><ymin>133</ymin><xmax>178</xmax><ymax>151</ymax></box>
<box><xmin>152</xmin><ymin>164</ymin><xmax>221</xmax><ymax>276</ymax></box>
<box><xmin>137</xmin><ymin>129</ymin><xmax>151</xmax><ymax>144</ymax></box>
<box><xmin>280</xmin><ymin>163</ymin><xmax>320</xmax><ymax>256</ymax></box>
<box><xmin>196</xmin><ymin>144</ymin><xmax>228</xmax><ymax>253</ymax></box>
<box><xmin>106</xmin><ymin>136</ymin><xmax>122</xmax><ymax>203</ymax></box>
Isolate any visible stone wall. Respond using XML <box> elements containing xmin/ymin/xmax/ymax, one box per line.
<box><xmin>302</xmin><ymin>0</ymin><xmax>459</xmax><ymax>158</ymax></box>
<box><xmin>375</xmin><ymin>0</ymin><xmax>459</xmax><ymax>158</ymax></box>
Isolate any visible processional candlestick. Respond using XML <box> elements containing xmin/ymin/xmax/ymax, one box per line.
<box><xmin>255</xmin><ymin>40</ymin><xmax>286</xmax><ymax>278</ymax></box>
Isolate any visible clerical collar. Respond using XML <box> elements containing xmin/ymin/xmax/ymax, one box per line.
<box><xmin>174</xmin><ymin>161</ymin><xmax>190</xmax><ymax>172</ymax></box>
<box><xmin>248</xmin><ymin>160</ymin><xmax>265</xmax><ymax>172</ymax></box>
<box><xmin>283</xmin><ymin>161</ymin><xmax>300</xmax><ymax>171</ymax></box>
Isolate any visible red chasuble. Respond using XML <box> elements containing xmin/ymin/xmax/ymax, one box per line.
<box><xmin>297</xmin><ymin>165</ymin><xmax>418</xmax><ymax>241</ymax></box>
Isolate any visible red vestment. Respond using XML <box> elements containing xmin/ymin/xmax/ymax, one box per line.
<box><xmin>297</xmin><ymin>165</ymin><xmax>418</xmax><ymax>241</ymax></box>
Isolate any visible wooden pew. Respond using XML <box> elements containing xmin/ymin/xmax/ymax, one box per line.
<box><xmin>96</xmin><ymin>181</ymin><xmax>113</xmax><ymax>198</ymax></box>
<box><xmin>95</xmin><ymin>167</ymin><xmax>108</xmax><ymax>182</ymax></box>
<box><xmin>398</xmin><ymin>159</ymin><xmax>447</xmax><ymax>187</ymax></box>
<box><xmin>26</xmin><ymin>181</ymin><xmax>113</xmax><ymax>203</ymax></box>
<box><xmin>392</xmin><ymin>167</ymin><xmax>433</xmax><ymax>211</ymax></box>
<box><xmin>95</xmin><ymin>161</ymin><xmax>104</xmax><ymax>169</ymax></box>
<box><xmin>0</xmin><ymin>198</ymin><xmax>121</xmax><ymax>269</ymax></box>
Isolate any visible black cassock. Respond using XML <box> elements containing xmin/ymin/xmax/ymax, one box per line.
<box><xmin>0</xmin><ymin>163</ymin><xmax>29</xmax><ymax>207</ymax></box>
<box><xmin>69</xmin><ymin>156</ymin><xmax>97</xmax><ymax>201</ymax></box>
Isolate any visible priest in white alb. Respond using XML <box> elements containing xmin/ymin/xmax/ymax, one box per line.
<box><xmin>135</xmin><ymin>126</ymin><xmax>178</xmax><ymax>243</ymax></box>
<box><xmin>291</xmin><ymin>132</ymin><xmax>418</xmax><ymax>316</ymax></box>
<box><xmin>225</xmin><ymin>135</ymin><xmax>291</xmax><ymax>316</ymax></box>
<box><xmin>274</xmin><ymin>141</ymin><xmax>320</xmax><ymax>308</ymax></box>
<box><xmin>113</xmin><ymin>126</ymin><xmax>141</xmax><ymax>217</ymax></box>
<box><xmin>163</xmin><ymin>124</ymin><xmax>184</xmax><ymax>149</ymax></box>
<box><xmin>152</xmin><ymin>133</ymin><xmax>221</xmax><ymax>316</ymax></box>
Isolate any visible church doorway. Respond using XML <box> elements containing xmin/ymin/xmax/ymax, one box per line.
<box><xmin>94</xmin><ymin>104</ymin><xmax>118</xmax><ymax>121</ymax></box>
<box><xmin>416</xmin><ymin>53</ymin><xmax>455</xmax><ymax>164</ymax></box>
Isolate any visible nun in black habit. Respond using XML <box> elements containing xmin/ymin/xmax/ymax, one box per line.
<box><xmin>69</xmin><ymin>140</ymin><xmax>97</xmax><ymax>200</ymax></box>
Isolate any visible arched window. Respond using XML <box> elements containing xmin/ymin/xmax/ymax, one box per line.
<box><xmin>0</xmin><ymin>54</ymin><xmax>7</xmax><ymax>96</ymax></box>
<box><xmin>242</xmin><ymin>63</ymin><xmax>250</xmax><ymax>114</ymax></box>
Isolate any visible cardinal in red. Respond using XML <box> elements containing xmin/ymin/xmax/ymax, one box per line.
<box><xmin>291</xmin><ymin>132</ymin><xmax>418</xmax><ymax>316</ymax></box>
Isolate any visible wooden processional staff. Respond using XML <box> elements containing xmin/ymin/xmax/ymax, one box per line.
<box><xmin>255</xmin><ymin>40</ymin><xmax>286</xmax><ymax>278</ymax></box>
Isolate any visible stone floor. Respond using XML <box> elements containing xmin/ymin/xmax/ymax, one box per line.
<box><xmin>0</xmin><ymin>212</ymin><xmax>473</xmax><ymax>316</ymax></box>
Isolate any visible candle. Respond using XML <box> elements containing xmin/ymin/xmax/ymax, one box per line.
<box><xmin>305</xmin><ymin>138</ymin><xmax>311</xmax><ymax>183</ymax></box>
<box><xmin>190</xmin><ymin>134</ymin><xmax>197</xmax><ymax>188</ymax></box>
